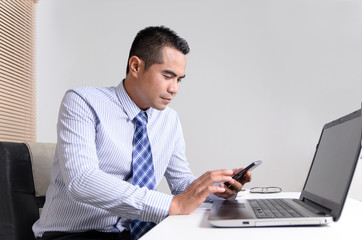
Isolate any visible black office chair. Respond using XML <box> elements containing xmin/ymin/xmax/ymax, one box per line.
<box><xmin>0</xmin><ymin>142</ymin><xmax>55</xmax><ymax>240</ymax></box>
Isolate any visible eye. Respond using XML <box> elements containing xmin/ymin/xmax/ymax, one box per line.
<box><xmin>163</xmin><ymin>75</ymin><xmax>172</xmax><ymax>80</ymax></box>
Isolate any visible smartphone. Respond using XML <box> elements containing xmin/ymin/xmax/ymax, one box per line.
<box><xmin>224</xmin><ymin>160</ymin><xmax>262</xmax><ymax>188</ymax></box>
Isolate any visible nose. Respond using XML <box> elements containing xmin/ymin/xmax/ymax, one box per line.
<box><xmin>167</xmin><ymin>79</ymin><xmax>179</xmax><ymax>96</ymax></box>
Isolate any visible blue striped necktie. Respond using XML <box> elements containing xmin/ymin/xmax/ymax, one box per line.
<box><xmin>130</xmin><ymin>111</ymin><xmax>156</xmax><ymax>240</ymax></box>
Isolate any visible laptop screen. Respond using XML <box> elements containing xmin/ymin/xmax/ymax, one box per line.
<box><xmin>301</xmin><ymin>109</ymin><xmax>361</xmax><ymax>220</ymax></box>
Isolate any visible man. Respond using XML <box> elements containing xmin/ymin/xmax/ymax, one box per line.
<box><xmin>33</xmin><ymin>26</ymin><xmax>251</xmax><ymax>240</ymax></box>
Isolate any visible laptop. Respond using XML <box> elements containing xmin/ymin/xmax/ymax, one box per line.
<box><xmin>208</xmin><ymin>107</ymin><xmax>362</xmax><ymax>227</ymax></box>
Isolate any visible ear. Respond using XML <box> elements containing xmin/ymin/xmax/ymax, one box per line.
<box><xmin>128</xmin><ymin>56</ymin><xmax>143</xmax><ymax>78</ymax></box>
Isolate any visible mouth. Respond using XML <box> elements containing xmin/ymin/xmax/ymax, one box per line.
<box><xmin>161</xmin><ymin>97</ymin><xmax>172</xmax><ymax>104</ymax></box>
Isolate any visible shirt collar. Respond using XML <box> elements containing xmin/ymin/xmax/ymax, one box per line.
<box><xmin>116</xmin><ymin>79</ymin><xmax>155</xmax><ymax>121</ymax></box>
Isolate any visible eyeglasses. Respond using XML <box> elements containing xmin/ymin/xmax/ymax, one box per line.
<box><xmin>250</xmin><ymin>187</ymin><xmax>282</xmax><ymax>194</ymax></box>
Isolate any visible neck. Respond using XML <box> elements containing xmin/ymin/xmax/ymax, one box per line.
<box><xmin>123</xmin><ymin>77</ymin><xmax>149</xmax><ymax>111</ymax></box>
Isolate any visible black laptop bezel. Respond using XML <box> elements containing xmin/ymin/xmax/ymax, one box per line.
<box><xmin>299</xmin><ymin>108</ymin><xmax>362</xmax><ymax>221</ymax></box>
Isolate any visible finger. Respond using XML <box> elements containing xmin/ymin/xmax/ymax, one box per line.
<box><xmin>205</xmin><ymin>169</ymin><xmax>234</xmax><ymax>177</ymax></box>
<box><xmin>239</xmin><ymin>171</ymin><xmax>252</xmax><ymax>185</ymax></box>
<box><xmin>197</xmin><ymin>169</ymin><xmax>234</xmax><ymax>186</ymax></box>
<box><xmin>226</xmin><ymin>179</ymin><xmax>243</xmax><ymax>192</ymax></box>
<box><xmin>232</xmin><ymin>167</ymin><xmax>245</xmax><ymax>175</ymax></box>
<box><xmin>186</xmin><ymin>172</ymin><xmax>232</xmax><ymax>194</ymax></box>
<box><xmin>219</xmin><ymin>183</ymin><xmax>237</xmax><ymax>195</ymax></box>
<box><xmin>198</xmin><ymin>185</ymin><xmax>226</xmax><ymax>199</ymax></box>
<box><xmin>215</xmin><ymin>183</ymin><xmax>237</xmax><ymax>199</ymax></box>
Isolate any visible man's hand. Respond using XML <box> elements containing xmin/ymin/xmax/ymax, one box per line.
<box><xmin>168</xmin><ymin>168</ymin><xmax>251</xmax><ymax>215</ymax></box>
<box><xmin>214</xmin><ymin>168</ymin><xmax>251</xmax><ymax>199</ymax></box>
<box><xmin>169</xmin><ymin>169</ymin><xmax>234</xmax><ymax>215</ymax></box>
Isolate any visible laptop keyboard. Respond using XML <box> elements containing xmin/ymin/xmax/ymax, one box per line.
<box><xmin>248</xmin><ymin>199</ymin><xmax>304</xmax><ymax>218</ymax></box>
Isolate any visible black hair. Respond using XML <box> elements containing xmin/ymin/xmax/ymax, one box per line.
<box><xmin>126</xmin><ymin>26</ymin><xmax>190</xmax><ymax>74</ymax></box>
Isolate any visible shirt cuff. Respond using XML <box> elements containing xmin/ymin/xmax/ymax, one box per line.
<box><xmin>142</xmin><ymin>190</ymin><xmax>173</xmax><ymax>223</ymax></box>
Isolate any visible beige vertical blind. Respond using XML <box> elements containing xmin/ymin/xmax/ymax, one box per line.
<box><xmin>0</xmin><ymin>0</ymin><xmax>37</xmax><ymax>142</ymax></box>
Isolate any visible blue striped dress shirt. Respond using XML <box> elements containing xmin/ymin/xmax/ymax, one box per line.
<box><xmin>33</xmin><ymin>81</ymin><xmax>197</xmax><ymax>237</ymax></box>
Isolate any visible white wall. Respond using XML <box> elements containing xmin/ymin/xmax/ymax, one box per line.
<box><xmin>36</xmin><ymin>0</ymin><xmax>362</xmax><ymax>196</ymax></box>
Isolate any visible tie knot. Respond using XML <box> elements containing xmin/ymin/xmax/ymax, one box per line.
<box><xmin>133</xmin><ymin>111</ymin><xmax>148</xmax><ymax>127</ymax></box>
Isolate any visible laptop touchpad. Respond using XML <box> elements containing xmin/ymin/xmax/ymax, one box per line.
<box><xmin>219</xmin><ymin>201</ymin><xmax>246</xmax><ymax>209</ymax></box>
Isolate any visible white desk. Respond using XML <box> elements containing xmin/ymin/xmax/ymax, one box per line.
<box><xmin>142</xmin><ymin>192</ymin><xmax>362</xmax><ymax>240</ymax></box>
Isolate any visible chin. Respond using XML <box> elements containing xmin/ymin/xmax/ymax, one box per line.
<box><xmin>153</xmin><ymin>104</ymin><xmax>167</xmax><ymax>110</ymax></box>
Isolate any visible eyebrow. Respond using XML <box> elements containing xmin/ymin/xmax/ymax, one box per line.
<box><xmin>162</xmin><ymin>69</ymin><xmax>186</xmax><ymax>79</ymax></box>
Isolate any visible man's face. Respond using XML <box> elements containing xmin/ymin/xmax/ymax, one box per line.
<box><xmin>134</xmin><ymin>47</ymin><xmax>186</xmax><ymax>110</ymax></box>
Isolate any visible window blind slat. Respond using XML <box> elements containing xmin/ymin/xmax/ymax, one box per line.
<box><xmin>0</xmin><ymin>55</ymin><xmax>32</xmax><ymax>75</ymax></box>
<box><xmin>0</xmin><ymin>0</ymin><xmax>37</xmax><ymax>142</ymax></box>
<box><xmin>0</xmin><ymin>112</ymin><xmax>33</xmax><ymax>125</ymax></box>
<box><xmin>0</xmin><ymin>111</ymin><xmax>35</xmax><ymax>125</ymax></box>
<box><xmin>0</xmin><ymin>135</ymin><xmax>35</xmax><ymax>143</ymax></box>
<box><xmin>0</xmin><ymin>129</ymin><xmax>35</xmax><ymax>138</ymax></box>
<box><xmin>0</xmin><ymin>47</ymin><xmax>33</xmax><ymax>71</ymax></box>
<box><xmin>0</xmin><ymin>8</ymin><xmax>33</xmax><ymax>39</ymax></box>
<box><xmin>0</xmin><ymin>1</ymin><xmax>33</xmax><ymax>30</ymax></box>
<box><xmin>0</xmin><ymin>97</ymin><xmax>33</xmax><ymax>113</ymax></box>
<box><xmin>0</xmin><ymin>30</ymin><xmax>32</xmax><ymax>57</ymax></box>
<box><xmin>0</xmin><ymin>51</ymin><xmax>32</xmax><ymax>73</ymax></box>
<box><xmin>0</xmin><ymin>114</ymin><xmax>31</xmax><ymax>126</ymax></box>
<box><xmin>12</xmin><ymin>0</ymin><xmax>34</xmax><ymax>16</ymax></box>
<box><xmin>0</xmin><ymin>74</ymin><xmax>35</xmax><ymax>98</ymax></box>
<box><xmin>0</xmin><ymin>15</ymin><xmax>33</xmax><ymax>44</ymax></box>
<box><xmin>0</xmin><ymin>104</ymin><xmax>33</xmax><ymax>119</ymax></box>
<box><xmin>0</xmin><ymin>88</ymin><xmax>33</xmax><ymax>106</ymax></box>
<box><xmin>0</xmin><ymin>59</ymin><xmax>32</xmax><ymax>81</ymax></box>
<box><xmin>0</xmin><ymin>24</ymin><xmax>32</xmax><ymax>55</ymax></box>
<box><xmin>0</xmin><ymin>64</ymin><xmax>33</xmax><ymax>86</ymax></box>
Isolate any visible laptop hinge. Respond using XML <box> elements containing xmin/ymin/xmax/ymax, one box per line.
<box><xmin>298</xmin><ymin>198</ymin><xmax>332</xmax><ymax>216</ymax></box>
